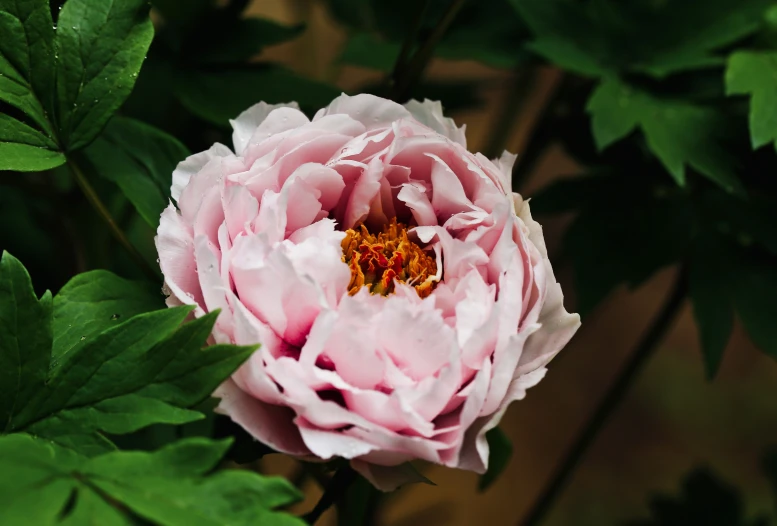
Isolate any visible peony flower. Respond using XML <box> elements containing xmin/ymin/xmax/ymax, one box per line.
<box><xmin>156</xmin><ymin>94</ymin><xmax>580</xmax><ymax>489</ymax></box>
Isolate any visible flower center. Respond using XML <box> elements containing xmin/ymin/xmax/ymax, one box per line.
<box><xmin>341</xmin><ymin>218</ymin><xmax>438</xmax><ymax>298</ymax></box>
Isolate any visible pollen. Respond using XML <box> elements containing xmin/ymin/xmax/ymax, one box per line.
<box><xmin>341</xmin><ymin>218</ymin><xmax>438</xmax><ymax>298</ymax></box>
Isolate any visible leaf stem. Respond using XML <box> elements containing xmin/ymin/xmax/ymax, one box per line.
<box><xmin>389</xmin><ymin>0</ymin><xmax>468</xmax><ymax>102</ymax></box>
<box><xmin>511</xmin><ymin>72</ymin><xmax>567</xmax><ymax>191</ymax></box>
<box><xmin>519</xmin><ymin>265</ymin><xmax>689</xmax><ymax>526</ymax></box>
<box><xmin>67</xmin><ymin>160</ymin><xmax>159</xmax><ymax>281</ymax></box>
<box><xmin>303</xmin><ymin>465</ymin><xmax>358</xmax><ymax>524</ymax></box>
<box><xmin>389</xmin><ymin>0</ymin><xmax>433</xmax><ymax>84</ymax></box>
<box><xmin>482</xmin><ymin>66</ymin><xmax>540</xmax><ymax>160</ymax></box>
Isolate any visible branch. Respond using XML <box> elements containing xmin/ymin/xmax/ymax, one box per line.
<box><xmin>303</xmin><ymin>465</ymin><xmax>358</xmax><ymax>525</ymax></box>
<box><xmin>67</xmin><ymin>160</ymin><xmax>160</xmax><ymax>281</ymax></box>
<box><xmin>389</xmin><ymin>0</ymin><xmax>468</xmax><ymax>102</ymax></box>
<box><xmin>520</xmin><ymin>265</ymin><xmax>689</xmax><ymax>526</ymax></box>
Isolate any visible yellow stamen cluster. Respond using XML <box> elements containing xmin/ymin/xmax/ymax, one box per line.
<box><xmin>341</xmin><ymin>219</ymin><xmax>438</xmax><ymax>298</ymax></box>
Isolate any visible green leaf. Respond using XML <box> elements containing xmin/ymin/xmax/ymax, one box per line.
<box><xmin>688</xmin><ymin>234</ymin><xmax>735</xmax><ymax>379</ymax></box>
<box><xmin>55</xmin><ymin>0</ymin><xmax>154</xmax><ymax>150</ymax></box>
<box><xmin>340</xmin><ymin>33</ymin><xmax>400</xmax><ymax>73</ymax></box>
<box><xmin>625</xmin><ymin>467</ymin><xmax>763</xmax><ymax>526</ymax></box>
<box><xmin>0</xmin><ymin>252</ymin><xmax>52</xmax><ymax>433</ymax></box>
<box><xmin>175</xmin><ymin>65</ymin><xmax>342</xmax><ymax>125</ymax></box>
<box><xmin>732</xmin><ymin>253</ymin><xmax>777</xmax><ymax>361</ymax></box>
<box><xmin>0</xmin><ymin>434</ymin><xmax>305</xmax><ymax>526</ymax></box>
<box><xmin>532</xmin><ymin>174</ymin><xmax>692</xmax><ymax>315</ymax></box>
<box><xmin>337</xmin><ymin>475</ymin><xmax>381</xmax><ymax>526</ymax></box>
<box><xmin>726</xmin><ymin>51</ymin><xmax>777</xmax><ymax>150</ymax></box>
<box><xmin>198</xmin><ymin>18</ymin><xmax>305</xmax><ymax>64</ymax></box>
<box><xmin>512</xmin><ymin>0</ymin><xmax>773</xmax><ymax>78</ymax></box>
<box><xmin>0</xmin><ymin>0</ymin><xmax>61</xmax><ymax>167</ymax></box>
<box><xmin>478</xmin><ymin>427</ymin><xmax>513</xmax><ymax>491</ymax></box>
<box><xmin>82</xmin><ymin>116</ymin><xmax>190</xmax><ymax>226</ymax></box>
<box><xmin>587</xmin><ymin>77</ymin><xmax>742</xmax><ymax>193</ymax></box>
<box><xmin>0</xmin><ymin>256</ymin><xmax>255</xmax><ymax>453</ymax></box>
<box><xmin>52</xmin><ymin>269</ymin><xmax>165</xmax><ymax>370</ymax></box>
<box><xmin>0</xmin><ymin>142</ymin><xmax>65</xmax><ymax>171</ymax></box>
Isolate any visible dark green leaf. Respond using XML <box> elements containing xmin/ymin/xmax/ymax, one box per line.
<box><xmin>0</xmin><ymin>251</ymin><xmax>52</xmax><ymax>433</ymax></box>
<box><xmin>625</xmin><ymin>467</ymin><xmax>760</xmax><ymax>526</ymax></box>
<box><xmin>587</xmin><ymin>77</ymin><xmax>742</xmax><ymax>193</ymax></box>
<box><xmin>512</xmin><ymin>0</ymin><xmax>773</xmax><ymax>78</ymax></box>
<box><xmin>175</xmin><ymin>65</ymin><xmax>342</xmax><ymax>125</ymax></box>
<box><xmin>0</xmin><ymin>0</ymin><xmax>61</xmax><ymax>168</ymax></box>
<box><xmin>52</xmin><ymin>269</ymin><xmax>164</xmax><ymax>370</ymax></box>
<box><xmin>533</xmin><ymin>174</ymin><xmax>692</xmax><ymax>315</ymax></box>
<box><xmin>337</xmin><ymin>474</ymin><xmax>381</xmax><ymax>526</ymax></box>
<box><xmin>688</xmin><ymin>234</ymin><xmax>735</xmax><ymax>379</ymax></box>
<box><xmin>55</xmin><ymin>0</ymin><xmax>154</xmax><ymax>150</ymax></box>
<box><xmin>478</xmin><ymin>427</ymin><xmax>513</xmax><ymax>491</ymax></box>
<box><xmin>732</xmin><ymin>253</ymin><xmax>777</xmax><ymax>361</ymax></box>
<box><xmin>82</xmin><ymin>116</ymin><xmax>190</xmax><ymax>226</ymax></box>
<box><xmin>198</xmin><ymin>18</ymin><xmax>304</xmax><ymax>64</ymax></box>
<box><xmin>0</xmin><ymin>142</ymin><xmax>65</xmax><ymax>171</ymax></box>
<box><xmin>0</xmin><ymin>257</ymin><xmax>255</xmax><ymax>453</ymax></box>
<box><xmin>340</xmin><ymin>33</ymin><xmax>399</xmax><ymax>72</ymax></box>
<box><xmin>0</xmin><ymin>434</ymin><xmax>305</xmax><ymax>526</ymax></box>
<box><xmin>726</xmin><ymin>51</ymin><xmax>777</xmax><ymax>150</ymax></box>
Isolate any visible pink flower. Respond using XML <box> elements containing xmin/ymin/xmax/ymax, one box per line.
<box><xmin>156</xmin><ymin>94</ymin><xmax>580</xmax><ymax>489</ymax></box>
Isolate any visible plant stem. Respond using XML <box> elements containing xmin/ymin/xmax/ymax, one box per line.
<box><xmin>67</xmin><ymin>160</ymin><xmax>159</xmax><ymax>281</ymax></box>
<box><xmin>511</xmin><ymin>72</ymin><xmax>566</xmax><ymax>192</ymax></box>
<box><xmin>389</xmin><ymin>0</ymin><xmax>467</xmax><ymax>102</ymax></box>
<box><xmin>303</xmin><ymin>465</ymin><xmax>358</xmax><ymax>525</ymax></box>
<box><xmin>482</xmin><ymin>66</ymin><xmax>540</xmax><ymax>160</ymax></box>
<box><xmin>519</xmin><ymin>266</ymin><xmax>689</xmax><ymax>526</ymax></box>
<box><xmin>389</xmin><ymin>0</ymin><xmax>433</xmax><ymax>85</ymax></box>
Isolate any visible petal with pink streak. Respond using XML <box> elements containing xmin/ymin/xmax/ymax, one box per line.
<box><xmin>377</xmin><ymin>296</ymin><xmax>457</xmax><ymax>381</ymax></box>
<box><xmin>241</xmin><ymin>106</ymin><xmax>310</xmax><ymax>156</ymax></box>
<box><xmin>156</xmin><ymin>204</ymin><xmax>204</xmax><ymax>308</ymax></box>
<box><xmin>230</xmin><ymin>102</ymin><xmax>302</xmax><ymax>155</ymax></box>
<box><xmin>171</xmin><ymin>143</ymin><xmax>233</xmax><ymax>202</ymax></box>
<box><xmin>397</xmin><ymin>182</ymin><xmax>438</xmax><ymax>226</ymax></box>
<box><xmin>215</xmin><ymin>379</ymin><xmax>310</xmax><ymax>456</ymax></box>
<box><xmin>222</xmin><ymin>184</ymin><xmax>259</xmax><ymax>241</ymax></box>
<box><xmin>428</xmin><ymin>153</ymin><xmax>478</xmax><ymax>220</ymax></box>
<box><xmin>343</xmin><ymin>157</ymin><xmax>383</xmax><ymax>229</ymax></box>
<box><xmin>297</xmin><ymin>422</ymin><xmax>378</xmax><ymax>459</ymax></box>
<box><xmin>404</xmin><ymin>99</ymin><xmax>467</xmax><ymax>147</ymax></box>
<box><xmin>456</xmin><ymin>367</ymin><xmax>547</xmax><ymax>473</ymax></box>
<box><xmin>315</xmin><ymin>93</ymin><xmax>412</xmax><ymax>130</ymax></box>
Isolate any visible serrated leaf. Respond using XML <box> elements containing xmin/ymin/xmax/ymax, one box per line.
<box><xmin>198</xmin><ymin>18</ymin><xmax>305</xmax><ymax>64</ymax></box>
<box><xmin>340</xmin><ymin>33</ymin><xmax>400</xmax><ymax>73</ymax></box>
<box><xmin>82</xmin><ymin>116</ymin><xmax>190</xmax><ymax>227</ymax></box>
<box><xmin>1</xmin><ymin>256</ymin><xmax>255</xmax><ymax>454</ymax></box>
<box><xmin>52</xmin><ymin>269</ymin><xmax>165</xmax><ymax>370</ymax></box>
<box><xmin>175</xmin><ymin>65</ymin><xmax>342</xmax><ymax>125</ymax></box>
<box><xmin>0</xmin><ymin>434</ymin><xmax>304</xmax><ymax>526</ymax></box>
<box><xmin>688</xmin><ymin>234</ymin><xmax>735</xmax><ymax>379</ymax></box>
<box><xmin>587</xmin><ymin>77</ymin><xmax>742</xmax><ymax>193</ymax></box>
<box><xmin>732</xmin><ymin>253</ymin><xmax>777</xmax><ymax>361</ymax></box>
<box><xmin>0</xmin><ymin>251</ymin><xmax>52</xmax><ymax>433</ymax></box>
<box><xmin>726</xmin><ymin>51</ymin><xmax>777</xmax><ymax>150</ymax></box>
<box><xmin>0</xmin><ymin>0</ymin><xmax>61</xmax><ymax>168</ymax></box>
<box><xmin>55</xmin><ymin>0</ymin><xmax>154</xmax><ymax>150</ymax></box>
<box><xmin>533</xmin><ymin>173</ymin><xmax>692</xmax><ymax>315</ymax></box>
<box><xmin>0</xmin><ymin>142</ymin><xmax>65</xmax><ymax>171</ymax></box>
<box><xmin>512</xmin><ymin>0</ymin><xmax>773</xmax><ymax>78</ymax></box>
<box><xmin>478</xmin><ymin>427</ymin><xmax>513</xmax><ymax>491</ymax></box>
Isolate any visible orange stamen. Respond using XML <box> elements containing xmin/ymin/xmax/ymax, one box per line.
<box><xmin>341</xmin><ymin>218</ymin><xmax>438</xmax><ymax>298</ymax></box>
